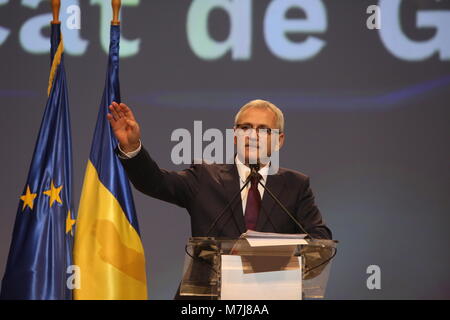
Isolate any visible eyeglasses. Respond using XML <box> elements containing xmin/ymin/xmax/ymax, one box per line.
<box><xmin>235</xmin><ymin>124</ymin><xmax>277</xmax><ymax>136</ymax></box>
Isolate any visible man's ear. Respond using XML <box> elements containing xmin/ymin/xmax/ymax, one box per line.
<box><xmin>277</xmin><ymin>132</ymin><xmax>285</xmax><ymax>151</ymax></box>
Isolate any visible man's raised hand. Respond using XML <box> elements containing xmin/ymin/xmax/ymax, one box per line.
<box><xmin>107</xmin><ymin>102</ymin><xmax>141</xmax><ymax>153</ymax></box>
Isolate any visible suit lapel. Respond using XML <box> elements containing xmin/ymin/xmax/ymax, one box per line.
<box><xmin>219</xmin><ymin>164</ymin><xmax>246</xmax><ymax>235</ymax></box>
<box><xmin>256</xmin><ymin>172</ymin><xmax>285</xmax><ymax>231</ymax></box>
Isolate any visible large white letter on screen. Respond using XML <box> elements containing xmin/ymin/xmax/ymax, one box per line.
<box><xmin>379</xmin><ymin>0</ymin><xmax>450</xmax><ymax>61</ymax></box>
<box><xmin>187</xmin><ymin>0</ymin><xmax>251</xmax><ymax>60</ymax></box>
<box><xmin>264</xmin><ymin>0</ymin><xmax>327</xmax><ymax>61</ymax></box>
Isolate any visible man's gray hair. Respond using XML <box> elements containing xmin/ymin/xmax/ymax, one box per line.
<box><xmin>234</xmin><ymin>99</ymin><xmax>285</xmax><ymax>132</ymax></box>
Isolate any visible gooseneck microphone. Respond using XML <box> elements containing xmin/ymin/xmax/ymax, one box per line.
<box><xmin>248</xmin><ymin>163</ymin><xmax>260</xmax><ymax>174</ymax></box>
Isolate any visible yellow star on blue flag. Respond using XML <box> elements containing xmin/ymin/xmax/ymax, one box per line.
<box><xmin>20</xmin><ymin>186</ymin><xmax>37</xmax><ymax>211</ymax></box>
<box><xmin>43</xmin><ymin>180</ymin><xmax>63</xmax><ymax>207</ymax></box>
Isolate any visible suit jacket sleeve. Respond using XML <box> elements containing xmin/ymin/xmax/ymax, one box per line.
<box><xmin>296</xmin><ymin>177</ymin><xmax>332</xmax><ymax>239</ymax></box>
<box><xmin>118</xmin><ymin>146</ymin><xmax>201</xmax><ymax>209</ymax></box>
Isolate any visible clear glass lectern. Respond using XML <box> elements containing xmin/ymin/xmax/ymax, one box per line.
<box><xmin>180</xmin><ymin>237</ymin><xmax>337</xmax><ymax>300</ymax></box>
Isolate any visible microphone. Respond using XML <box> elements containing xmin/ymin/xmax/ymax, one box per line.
<box><xmin>249</xmin><ymin>163</ymin><xmax>260</xmax><ymax>176</ymax></box>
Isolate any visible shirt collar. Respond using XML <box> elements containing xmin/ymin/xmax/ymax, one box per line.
<box><xmin>235</xmin><ymin>155</ymin><xmax>270</xmax><ymax>184</ymax></box>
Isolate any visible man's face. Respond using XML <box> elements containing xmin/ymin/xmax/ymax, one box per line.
<box><xmin>234</xmin><ymin>107</ymin><xmax>285</xmax><ymax>165</ymax></box>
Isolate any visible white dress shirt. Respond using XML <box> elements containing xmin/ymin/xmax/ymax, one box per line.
<box><xmin>235</xmin><ymin>155</ymin><xmax>269</xmax><ymax>214</ymax></box>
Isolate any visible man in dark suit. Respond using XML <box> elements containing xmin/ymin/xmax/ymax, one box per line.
<box><xmin>107</xmin><ymin>99</ymin><xmax>331</xmax><ymax>239</ymax></box>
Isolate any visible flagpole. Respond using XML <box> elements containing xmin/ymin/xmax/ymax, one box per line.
<box><xmin>112</xmin><ymin>0</ymin><xmax>121</xmax><ymax>25</ymax></box>
<box><xmin>51</xmin><ymin>0</ymin><xmax>61</xmax><ymax>24</ymax></box>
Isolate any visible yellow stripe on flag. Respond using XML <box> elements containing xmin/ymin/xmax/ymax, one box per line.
<box><xmin>73</xmin><ymin>160</ymin><xmax>147</xmax><ymax>300</ymax></box>
<box><xmin>47</xmin><ymin>36</ymin><xmax>64</xmax><ymax>97</ymax></box>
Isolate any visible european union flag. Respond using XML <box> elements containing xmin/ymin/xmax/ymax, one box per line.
<box><xmin>0</xmin><ymin>23</ymin><xmax>75</xmax><ymax>300</ymax></box>
<box><xmin>73</xmin><ymin>25</ymin><xmax>147</xmax><ymax>299</ymax></box>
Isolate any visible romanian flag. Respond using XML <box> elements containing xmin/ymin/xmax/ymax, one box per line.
<box><xmin>0</xmin><ymin>23</ymin><xmax>75</xmax><ymax>300</ymax></box>
<box><xmin>73</xmin><ymin>25</ymin><xmax>147</xmax><ymax>299</ymax></box>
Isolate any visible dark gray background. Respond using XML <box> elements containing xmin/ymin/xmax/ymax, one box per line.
<box><xmin>1</xmin><ymin>0</ymin><xmax>449</xmax><ymax>299</ymax></box>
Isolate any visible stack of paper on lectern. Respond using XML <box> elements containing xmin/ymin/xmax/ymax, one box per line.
<box><xmin>242</xmin><ymin>230</ymin><xmax>308</xmax><ymax>247</ymax></box>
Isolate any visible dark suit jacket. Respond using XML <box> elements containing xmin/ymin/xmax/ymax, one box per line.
<box><xmin>119</xmin><ymin>147</ymin><xmax>332</xmax><ymax>239</ymax></box>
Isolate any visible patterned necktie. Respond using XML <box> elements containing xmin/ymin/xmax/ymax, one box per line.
<box><xmin>244</xmin><ymin>173</ymin><xmax>262</xmax><ymax>230</ymax></box>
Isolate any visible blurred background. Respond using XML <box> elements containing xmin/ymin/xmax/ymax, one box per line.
<box><xmin>0</xmin><ymin>0</ymin><xmax>449</xmax><ymax>299</ymax></box>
